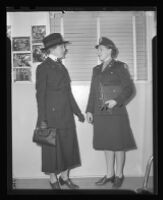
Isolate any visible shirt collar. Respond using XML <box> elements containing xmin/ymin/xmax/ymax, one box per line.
<box><xmin>48</xmin><ymin>54</ymin><xmax>58</xmax><ymax>62</ymax></box>
<box><xmin>103</xmin><ymin>57</ymin><xmax>112</xmax><ymax>66</ymax></box>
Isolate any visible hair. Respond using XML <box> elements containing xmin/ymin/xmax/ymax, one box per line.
<box><xmin>45</xmin><ymin>49</ymin><xmax>51</xmax><ymax>55</ymax></box>
<box><xmin>106</xmin><ymin>45</ymin><xmax>119</xmax><ymax>59</ymax></box>
<box><xmin>44</xmin><ymin>45</ymin><xmax>57</xmax><ymax>55</ymax></box>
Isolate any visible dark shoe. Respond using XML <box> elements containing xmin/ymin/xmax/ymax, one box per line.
<box><xmin>49</xmin><ymin>180</ymin><xmax>61</xmax><ymax>189</ymax></box>
<box><xmin>95</xmin><ymin>175</ymin><xmax>115</xmax><ymax>185</ymax></box>
<box><xmin>59</xmin><ymin>176</ymin><xmax>79</xmax><ymax>189</ymax></box>
<box><xmin>112</xmin><ymin>175</ymin><xmax>125</xmax><ymax>189</ymax></box>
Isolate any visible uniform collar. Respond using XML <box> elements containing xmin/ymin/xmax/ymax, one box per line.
<box><xmin>101</xmin><ymin>58</ymin><xmax>115</xmax><ymax>72</ymax></box>
<box><xmin>48</xmin><ymin>54</ymin><xmax>58</xmax><ymax>62</ymax></box>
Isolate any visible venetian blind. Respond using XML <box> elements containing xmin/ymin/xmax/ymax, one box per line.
<box><xmin>135</xmin><ymin>12</ymin><xmax>147</xmax><ymax>80</ymax></box>
<box><xmin>50</xmin><ymin>11</ymin><xmax>147</xmax><ymax>81</ymax></box>
<box><xmin>63</xmin><ymin>12</ymin><xmax>97</xmax><ymax>81</ymax></box>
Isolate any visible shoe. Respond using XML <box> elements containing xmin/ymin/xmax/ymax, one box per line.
<box><xmin>95</xmin><ymin>175</ymin><xmax>115</xmax><ymax>185</ymax></box>
<box><xmin>112</xmin><ymin>175</ymin><xmax>124</xmax><ymax>189</ymax></box>
<box><xmin>59</xmin><ymin>176</ymin><xmax>79</xmax><ymax>189</ymax></box>
<box><xmin>49</xmin><ymin>180</ymin><xmax>61</xmax><ymax>189</ymax></box>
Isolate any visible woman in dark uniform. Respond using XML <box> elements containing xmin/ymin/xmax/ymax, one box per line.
<box><xmin>35</xmin><ymin>33</ymin><xmax>85</xmax><ymax>189</ymax></box>
<box><xmin>86</xmin><ymin>37</ymin><xmax>137</xmax><ymax>188</ymax></box>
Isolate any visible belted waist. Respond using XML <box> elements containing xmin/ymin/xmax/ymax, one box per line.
<box><xmin>46</xmin><ymin>86</ymin><xmax>69</xmax><ymax>92</ymax></box>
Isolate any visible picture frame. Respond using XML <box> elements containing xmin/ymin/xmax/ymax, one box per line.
<box><xmin>7</xmin><ymin>25</ymin><xmax>11</xmax><ymax>39</ymax></box>
<box><xmin>32</xmin><ymin>25</ymin><xmax>46</xmax><ymax>43</ymax></box>
<box><xmin>12</xmin><ymin>37</ymin><xmax>30</xmax><ymax>51</ymax></box>
<box><xmin>13</xmin><ymin>68</ymin><xmax>32</xmax><ymax>82</ymax></box>
<box><xmin>13</xmin><ymin>53</ymin><xmax>32</xmax><ymax>67</ymax></box>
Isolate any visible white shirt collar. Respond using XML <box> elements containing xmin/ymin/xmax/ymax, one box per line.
<box><xmin>104</xmin><ymin>57</ymin><xmax>112</xmax><ymax>63</ymax></box>
<box><xmin>102</xmin><ymin>57</ymin><xmax>112</xmax><ymax>71</ymax></box>
<box><xmin>48</xmin><ymin>54</ymin><xmax>58</xmax><ymax>62</ymax></box>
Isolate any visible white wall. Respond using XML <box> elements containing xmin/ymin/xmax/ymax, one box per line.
<box><xmin>8</xmin><ymin>11</ymin><xmax>154</xmax><ymax>179</ymax></box>
<box><xmin>12</xmin><ymin>82</ymin><xmax>152</xmax><ymax>178</ymax></box>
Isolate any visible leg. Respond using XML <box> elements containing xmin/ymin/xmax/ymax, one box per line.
<box><xmin>59</xmin><ymin>169</ymin><xmax>79</xmax><ymax>189</ymax></box>
<box><xmin>61</xmin><ymin>169</ymin><xmax>69</xmax><ymax>181</ymax></box>
<box><xmin>95</xmin><ymin>151</ymin><xmax>115</xmax><ymax>185</ymax></box>
<box><xmin>50</xmin><ymin>173</ymin><xmax>57</xmax><ymax>183</ymax></box>
<box><xmin>115</xmin><ymin>151</ymin><xmax>125</xmax><ymax>177</ymax></box>
<box><xmin>104</xmin><ymin>150</ymin><xmax>115</xmax><ymax>178</ymax></box>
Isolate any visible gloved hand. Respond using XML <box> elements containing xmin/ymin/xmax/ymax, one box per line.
<box><xmin>77</xmin><ymin>113</ymin><xmax>85</xmax><ymax>122</ymax></box>
<box><xmin>105</xmin><ymin>99</ymin><xmax>117</xmax><ymax>109</ymax></box>
<box><xmin>86</xmin><ymin>112</ymin><xmax>93</xmax><ymax>124</ymax></box>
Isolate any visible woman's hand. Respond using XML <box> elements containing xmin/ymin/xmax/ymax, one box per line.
<box><xmin>77</xmin><ymin>113</ymin><xmax>85</xmax><ymax>122</ymax></box>
<box><xmin>105</xmin><ymin>99</ymin><xmax>117</xmax><ymax>109</ymax></box>
<box><xmin>86</xmin><ymin>112</ymin><xmax>93</xmax><ymax>123</ymax></box>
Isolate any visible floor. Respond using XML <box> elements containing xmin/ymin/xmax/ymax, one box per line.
<box><xmin>13</xmin><ymin>176</ymin><xmax>153</xmax><ymax>192</ymax></box>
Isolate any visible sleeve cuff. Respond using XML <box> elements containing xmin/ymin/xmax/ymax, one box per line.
<box><xmin>114</xmin><ymin>96</ymin><xmax>124</xmax><ymax>107</ymax></box>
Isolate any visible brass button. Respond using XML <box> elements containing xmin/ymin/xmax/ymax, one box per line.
<box><xmin>110</xmin><ymin>71</ymin><xmax>113</xmax><ymax>74</ymax></box>
<box><xmin>113</xmin><ymin>89</ymin><xmax>116</xmax><ymax>92</ymax></box>
<box><xmin>52</xmin><ymin>107</ymin><xmax>55</xmax><ymax>111</ymax></box>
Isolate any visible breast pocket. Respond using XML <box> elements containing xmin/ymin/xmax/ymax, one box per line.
<box><xmin>103</xmin><ymin>71</ymin><xmax>121</xmax><ymax>85</ymax></box>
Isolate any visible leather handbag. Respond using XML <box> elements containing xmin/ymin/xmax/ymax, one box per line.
<box><xmin>33</xmin><ymin>127</ymin><xmax>57</xmax><ymax>146</ymax></box>
<box><xmin>99</xmin><ymin>83</ymin><xmax>122</xmax><ymax>112</ymax></box>
<box><xmin>100</xmin><ymin>84</ymin><xmax>122</xmax><ymax>102</ymax></box>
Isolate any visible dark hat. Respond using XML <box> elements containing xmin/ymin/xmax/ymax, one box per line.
<box><xmin>41</xmin><ymin>33</ymin><xmax>70</xmax><ymax>51</ymax></box>
<box><xmin>95</xmin><ymin>37</ymin><xmax>116</xmax><ymax>49</ymax></box>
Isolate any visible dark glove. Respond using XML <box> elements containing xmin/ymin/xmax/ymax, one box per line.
<box><xmin>101</xmin><ymin>104</ymin><xmax>108</xmax><ymax>111</ymax></box>
<box><xmin>77</xmin><ymin>113</ymin><xmax>85</xmax><ymax>122</ymax></box>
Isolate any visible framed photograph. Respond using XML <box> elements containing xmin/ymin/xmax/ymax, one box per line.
<box><xmin>13</xmin><ymin>68</ymin><xmax>31</xmax><ymax>82</ymax></box>
<box><xmin>7</xmin><ymin>25</ymin><xmax>11</xmax><ymax>39</ymax></box>
<box><xmin>32</xmin><ymin>44</ymin><xmax>47</xmax><ymax>62</ymax></box>
<box><xmin>13</xmin><ymin>53</ymin><xmax>31</xmax><ymax>67</ymax></box>
<box><xmin>13</xmin><ymin>37</ymin><xmax>30</xmax><ymax>51</ymax></box>
<box><xmin>32</xmin><ymin>25</ymin><xmax>46</xmax><ymax>43</ymax></box>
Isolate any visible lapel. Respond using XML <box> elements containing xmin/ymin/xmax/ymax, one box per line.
<box><xmin>101</xmin><ymin>59</ymin><xmax>115</xmax><ymax>72</ymax></box>
<box><xmin>46</xmin><ymin>57</ymin><xmax>61</xmax><ymax>69</ymax></box>
<box><xmin>98</xmin><ymin>59</ymin><xmax>116</xmax><ymax>83</ymax></box>
<box><xmin>46</xmin><ymin>57</ymin><xmax>70</xmax><ymax>83</ymax></box>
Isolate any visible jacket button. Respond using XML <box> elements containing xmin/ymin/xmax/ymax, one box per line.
<box><xmin>52</xmin><ymin>107</ymin><xmax>55</xmax><ymax>111</ymax></box>
<box><xmin>113</xmin><ymin>89</ymin><xmax>116</xmax><ymax>92</ymax></box>
<box><xmin>110</xmin><ymin>71</ymin><xmax>113</xmax><ymax>74</ymax></box>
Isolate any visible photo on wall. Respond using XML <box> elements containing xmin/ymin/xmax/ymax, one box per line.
<box><xmin>32</xmin><ymin>44</ymin><xmax>47</xmax><ymax>62</ymax></box>
<box><xmin>13</xmin><ymin>68</ymin><xmax>31</xmax><ymax>82</ymax></box>
<box><xmin>32</xmin><ymin>25</ymin><xmax>46</xmax><ymax>43</ymax></box>
<box><xmin>12</xmin><ymin>37</ymin><xmax>30</xmax><ymax>51</ymax></box>
<box><xmin>7</xmin><ymin>25</ymin><xmax>11</xmax><ymax>39</ymax></box>
<box><xmin>13</xmin><ymin>53</ymin><xmax>32</xmax><ymax>67</ymax></box>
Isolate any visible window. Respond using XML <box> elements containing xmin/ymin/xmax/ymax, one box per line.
<box><xmin>50</xmin><ymin>11</ymin><xmax>148</xmax><ymax>81</ymax></box>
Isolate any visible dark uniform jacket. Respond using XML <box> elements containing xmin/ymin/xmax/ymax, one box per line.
<box><xmin>36</xmin><ymin>57</ymin><xmax>82</xmax><ymax>128</ymax></box>
<box><xmin>86</xmin><ymin>59</ymin><xmax>134</xmax><ymax>116</ymax></box>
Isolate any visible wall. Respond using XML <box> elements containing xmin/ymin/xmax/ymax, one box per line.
<box><xmin>12</xmin><ymin>82</ymin><xmax>152</xmax><ymax>178</ymax></box>
<box><xmin>8</xmin><ymin>11</ymin><xmax>154</xmax><ymax>179</ymax></box>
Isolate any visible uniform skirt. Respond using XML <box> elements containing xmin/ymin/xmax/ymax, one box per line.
<box><xmin>93</xmin><ymin>114</ymin><xmax>137</xmax><ymax>151</ymax></box>
<box><xmin>41</xmin><ymin>128</ymin><xmax>81</xmax><ymax>174</ymax></box>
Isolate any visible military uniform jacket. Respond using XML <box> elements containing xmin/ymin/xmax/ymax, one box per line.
<box><xmin>36</xmin><ymin>57</ymin><xmax>82</xmax><ymax>128</ymax></box>
<box><xmin>86</xmin><ymin>59</ymin><xmax>134</xmax><ymax>116</ymax></box>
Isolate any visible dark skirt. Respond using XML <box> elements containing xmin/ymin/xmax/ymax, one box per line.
<box><xmin>41</xmin><ymin>128</ymin><xmax>81</xmax><ymax>174</ymax></box>
<box><xmin>93</xmin><ymin>114</ymin><xmax>137</xmax><ymax>151</ymax></box>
